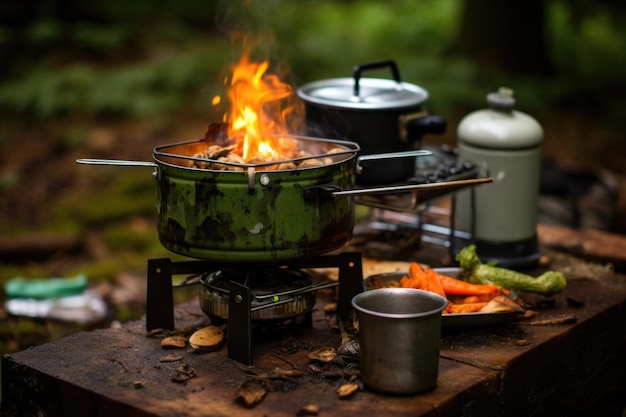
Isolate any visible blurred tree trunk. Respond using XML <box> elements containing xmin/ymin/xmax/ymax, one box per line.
<box><xmin>455</xmin><ymin>0</ymin><xmax>553</xmax><ymax>75</ymax></box>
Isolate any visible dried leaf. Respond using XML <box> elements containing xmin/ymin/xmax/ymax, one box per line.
<box><xmin>175</xmin><ymin>365</ymin><xmax>197</xmax><ymax>378</ymax></box>
<box><xmin>273</xmin><ymin>367</ymin><xmax>305</xmax><ymax>377</ymax></box>
<box><xmin>161</xmin><ymin>336</ymin><xmax>186</xmax><ymax>349</ymax></box>
<box><xmin>337</xmin><ymin>382</ymin><xmax>359</xmax><ymax>398</ymax></box>
<box><xmin>171</xmin><ymin>364</ymin><xmax>196</xmax><ymax>383</ymax></box>
<box><xmin>323</xmin><ymin>302</ymin><xmax>337</xmax><ymax>313</ymax></box>
<box><xmin>308</xmin><ymin>347</ymin><xmax>336</xmax><ymax>363</ymax></box>
<box><xmin>171</xmin><ymin>374</ymin><xmax>191</xmax><ymax>383</ymax></box>
<box><xmin>236</xmin><ymin>381</ymin><xmax>266</xmax><ymax>407</ymax></box>
<box><xmin>297</xmin><ymin>404</ymin><xmax>320</xmax><ymax>416</ymax></box>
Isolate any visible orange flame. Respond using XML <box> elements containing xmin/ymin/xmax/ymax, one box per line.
<box><xmin>215</xmin><ymin>51</ymin><xmax>301</xmax><ymax>161</ymax></box>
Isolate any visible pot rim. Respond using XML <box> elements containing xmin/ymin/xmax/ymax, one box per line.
<box><xmin>153</xmin><ymin>136</ymin><xmax>360</xmax><ymax>173</ymax></box>
<box><xmin>297</xmin><ymin>77</ymin><xmax>429</xmax><ymax>110</ymax></box>
<box><xmin>352</xmin><ymin>288</ymin><xmax>447</xmax><ymax>319</ymax></box>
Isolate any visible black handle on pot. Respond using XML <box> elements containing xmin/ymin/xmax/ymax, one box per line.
<box><xmin>303</xmin><ymin>185</ymin><xmax>344</xmax><ymax>203</ymax></box>
<box><xmin>407</xmin><ymin>115</ymin><xmax>447</xmax><ymax>143</ymax></box>
<box><xmin>353</xmin><ymin>60</ymin><xmax>401</xmax><ymax>97</ymax></box>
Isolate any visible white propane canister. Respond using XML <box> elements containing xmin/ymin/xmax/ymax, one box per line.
<box><xmin>454</xmin><ymin>87</ymin><xmax>543</xmax><ymax>268</ymax></box>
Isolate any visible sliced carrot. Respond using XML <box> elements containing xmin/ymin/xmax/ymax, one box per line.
<box><xmin>445</xmin><ymin>302</ymin><xmax>488</xmax><ymax>314</ymax></box>
<box><xmin>448</xmin><ymin>294</ymin><xmax>495</xmax><ymax>304</ymax></box>
<box><xmin>399</xmin><ymin>274</ymin><xmax>416</xmax><ymax>288</ymax></box>
<box><xmin>437</xmin><ymin>273</ymin><xmax>501</xmax><ymax>296</ymax></box>
<box><xmin>408</xmin><ymin>262</ymin><xmax>428</xmax><ymax>290</ymax></box>
<box><xmin>425</xmin><ymin>268</ymin><xmax>447</xmax><ymax>299</ymax></box>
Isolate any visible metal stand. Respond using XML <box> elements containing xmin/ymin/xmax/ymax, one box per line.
<box><xmin>363</xmin><ymin>187</ymin><xmax>476</xmax><ymax>264</ymax></box>
<box><xmin>146</xmin><ymin>258</ymin><xmax>221</xmax><ymax>331</ymax></box>
<box><xmin>146</xmin><ymin>252</ymin><xmax>364</xmax><ymax>365</ymax></box>
<box><xmin>448</xmin><ymin>186</ymin><xmax>476</xmax><ymax>257</ymax></box>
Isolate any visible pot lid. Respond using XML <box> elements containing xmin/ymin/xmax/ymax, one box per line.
<box><xmin>297</xmin><ymin>77</ymin><xmax>429</xmax><ymax>110</ymax></box>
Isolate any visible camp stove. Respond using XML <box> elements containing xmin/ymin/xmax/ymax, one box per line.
<box><xmin>145</xmin><ymin>252</ymin><xmax>363</xmax><ymax>365</ymax></box>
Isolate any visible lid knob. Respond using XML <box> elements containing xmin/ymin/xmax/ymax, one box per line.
<box><xmin>486</xmin><ymin>87</ymin><xmax>515</xmax><ymax>111</ymax></box>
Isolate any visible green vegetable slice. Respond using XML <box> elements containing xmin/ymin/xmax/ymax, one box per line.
<box><xmin>456</xmin><ymin>245</ymin><xmax>566</xmax><ymax>297</ymax></box>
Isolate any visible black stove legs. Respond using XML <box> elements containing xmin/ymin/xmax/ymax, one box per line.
<box><xmin>146</xmin><ymin>258</ymin><xmax>220</xmax><ymax>331</ymax></box>
<box><xmin>146</xmin><ymin>258</ymin><xmax>175</xmax><ymax>331</ymax></box>
<box><xmin>145</xmin><ymin>258</ymin><xmax>254</xmax><ymax>364</ymax></box>
<box><xmin>228</xmin><ymin>280</ymin><xmax>253</xmax><ymax>364</ymax></box>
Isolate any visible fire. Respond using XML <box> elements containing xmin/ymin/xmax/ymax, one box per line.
<box><xmin>215</xmin><ymin>51</ymin><xmax>301</xmax><ymax>161</ymax></box>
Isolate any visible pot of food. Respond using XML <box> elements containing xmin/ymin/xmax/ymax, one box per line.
<box><xmin>77</xmin><ymin>132</ymin><xmax>490</xmax><ymax>263</ymax></box>
<box><xmin>296</xmin><ymin>60</ymin><xmax>446</xmax><ymax>185</ymax></box>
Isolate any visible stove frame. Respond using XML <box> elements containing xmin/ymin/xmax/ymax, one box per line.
<box><xmin>146</xmin><ymin>252</ymin><xmax>363</xmax><ymax>365</ymax></box>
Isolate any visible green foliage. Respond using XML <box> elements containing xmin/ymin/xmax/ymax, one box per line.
<box><xmin>71</xmin><ymin>23</ymin><xmax>130</xmax><ymax>50</ymax></box>
<box><xmin>28</xmin><ymin>18</ymin><xmax>63</xmax><ymax>43</ymax></box>
<box><xmin>0</xmin><ymin>0</ymin><xmax>624</xmax><ymax>122</ymax></box>
<box><xmin>102</xmin><ymin>224</ymin><xmax>156</xmax><ymax>253</ymax></box>
<box><xmin>258</xmin><ymin>0</ymin><xmax>460</xmax><ymax>83</ymax></box>
<box><xmin>549</xmin><ymin>1</ymin><xmax>626</xmax><ymax>87</ymax></box>
<box><xmin>0</xmin><ymin>65</ymin><xmax>94</xmax><ymax>118</ymax></box>
<box><xmin>0</xmin><ymin>46</ymin><xmax>229</xmax><ymax>118</ymax></box>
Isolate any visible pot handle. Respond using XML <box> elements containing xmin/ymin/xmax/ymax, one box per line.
<box><xmin>333</xmin><ymin>177</ymin><xmax>493</xmax><ymax>200</ymax></box>
<box><xmin>76</xmin><ymin>159</ymin><xmax>160</xmax><ymax>177</ymax></box>
<box><xmin>353</xmin><ymin>60</ymin><xmax>401</xmax><ymax>97</ymax></box>
<box><xmin>356</xmin><ymin>149</ymin><xmax>432</xmax><ymax>174</ymax></box>
<box><xmin>303</xmin><ymin>177</ymin><xmax>493</xmax><ymax>207</ymax></box>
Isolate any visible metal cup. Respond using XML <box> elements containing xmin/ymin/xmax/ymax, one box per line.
<box><xmin>351</xmin><ymin>288</ymin><xmax>447</xmax><ymax>394</ymax></box>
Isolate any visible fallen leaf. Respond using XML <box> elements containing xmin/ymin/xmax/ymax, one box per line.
<box><xmin>337</xmin><ymin>382</ymin><xmax>359</xmax><ymax>399</ymax></box>
<box><xmin>236</xmin><ymin>380</ymin><xmax>266</xmax><ymax>407</ymax></box>
<box><xmin>161</xmin><ymin>336</ymin><xmax>186</xmax><ymax>348</ymax></box>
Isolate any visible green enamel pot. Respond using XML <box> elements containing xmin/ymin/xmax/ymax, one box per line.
<box><xmin>78</xmin><ymin>136</ymin><xmax>358</xmax><ymax>263</ymax></box>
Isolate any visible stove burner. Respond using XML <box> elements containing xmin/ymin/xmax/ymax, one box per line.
<box><xmin>199</xmin><ymin>268</ymin><xmax>316</xmax><ymax>322</ymax></box>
